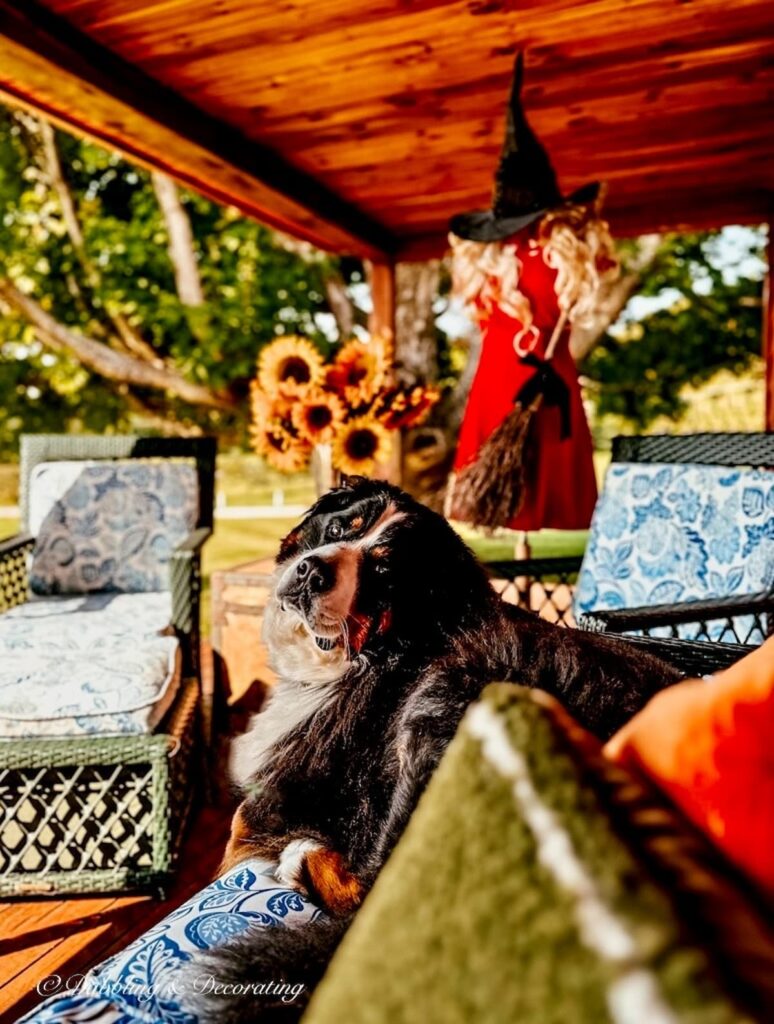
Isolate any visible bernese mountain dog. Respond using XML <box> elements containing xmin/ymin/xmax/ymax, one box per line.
<box><xmin>193</xmin><ymin>476</ymin><xmax>680</xmax><ymax>1021</ymax></box>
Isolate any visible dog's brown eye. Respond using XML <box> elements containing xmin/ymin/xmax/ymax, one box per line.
<box><xmin>327</xmin><ymin>519</ymin><xmax>344</xmax><ymax>540</ymax></box>
<box><xmin>371</xmin><ymin>548</ymin><xmax>389</xmax><ymax>574</ymax></box>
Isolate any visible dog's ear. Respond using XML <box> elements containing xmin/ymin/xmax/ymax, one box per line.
<box><xmin>339</xmin><ymin>473</ymin><xmax>368</xmax><ymax>490</ymax></box>
<box><xmin>278</xmin><ymin>525</ymin><xmax>303</xmax><ymax>562</ymax></box>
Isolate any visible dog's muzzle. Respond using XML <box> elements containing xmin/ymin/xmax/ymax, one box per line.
<box><xmin>278</xmin><ymin>556</ymin><xmax>339</xmax><ymax>649</ymax></box>
<box><xmin>277</xmin><ymin>547</ymin><xmax>360</xmax><ymax>652</ymax></box>
<box><xmin>280</xmin><ymin>555</ymin><xmax>334</xmax><ymax>606</ymax></box>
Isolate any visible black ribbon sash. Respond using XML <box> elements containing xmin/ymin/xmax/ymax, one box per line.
<box><xmin>513</xmin><ymin>353</ymin><xmax>572</xmax><ymax>439</ymax></box>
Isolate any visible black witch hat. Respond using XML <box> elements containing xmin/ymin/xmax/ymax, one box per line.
<box><xmin>449</xmin><ymin>53</ymin><xmax>600</xmax><ymax>243</ymax></box>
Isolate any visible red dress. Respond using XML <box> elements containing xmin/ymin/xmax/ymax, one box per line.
<box><xmin>453</xmin><ymin>241</ymin><xmax>597</xmax><ymax>531</ymax></box>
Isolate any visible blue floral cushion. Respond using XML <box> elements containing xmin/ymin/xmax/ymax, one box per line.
<box><xmin>0</xmin><ymin>592</ymin><xmax>173</xmax><ymax>652</ymax></box>
<box><xmin>0</xmin><ymin>593</ymin><xmax>178</xmax><ymax>737</ymax></box>
<box><xmin>0</xmin><ymin>638</ymin><xmax>180</xmax><ymax>738</ymax></box>
<box><xmin>574</xmin><ymin>463</ymin><xmax>774</xmax><ymax>642</ymax></box>
<box><xmin>29</xmin><ymin>460</ymin><xmax>199</xmax><ymax>595</ymax></box>
<box><xmin>18</xmin><ymin>860</ymin><xmax>322</xmax><ymax>1024</ymax></box>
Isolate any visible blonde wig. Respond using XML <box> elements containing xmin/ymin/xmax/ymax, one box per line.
<box><xmin>449</xmin><ymin>204</ymin><xmax>618</xmax><ymax>354</ymax></box>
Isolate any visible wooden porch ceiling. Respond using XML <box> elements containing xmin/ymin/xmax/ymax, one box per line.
<box><xmin>0</xmin><ymin>0</ymin><xmax>771</xmax><ymax>259</ymax></box>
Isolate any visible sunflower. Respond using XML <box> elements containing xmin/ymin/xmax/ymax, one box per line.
<box><xmin>332</xmin><ymin>415</ymin><xmax>392</xmax><ymax>476</ymax></box>
<box><xmin>249</xmin><ymin>380</ymin><xmax>274</xmax><ymax>430</ymax></box>
<box><xmin>377</xmin><ymin>385</ymin><xmax>440</xmax><ymax>430</ymax></box>
<box><xmin>292</xmin><ymin>388</ymin><xmax>346</xmax><ymax>444</ymax></box>
<box><xmin>250</xmin><ymin>382</ymin><xmax>295</xmax><ymax>437</ymax></box>
<box><xmin>251</xmin><ymin>421</ymin><xmax>311</xmax><ymax>473</ymax></box>
<box><xmin>326</xmin><ymin>338</ymin><xmax>388</xmax><ymax>406</ymax></box>
<box><xmin>257</xmin><ymin>335</ymin><xmax>325</xmax><ymax>398</ymax></box>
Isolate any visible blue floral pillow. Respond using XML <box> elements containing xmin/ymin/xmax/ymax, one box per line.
<box><xmin>29</xmin><ymin>460</ymin><xmax>199</xmax><ymax>595</ymax></box>
<box><xmin>574</xmin><ymin>463</ymin><xmax>774</xmax><ymax>641</ymax></box>
<box><xmin>18</xmin><ymin>859</ymin><xmax>322</xmax><ymax>1024</ymax></box>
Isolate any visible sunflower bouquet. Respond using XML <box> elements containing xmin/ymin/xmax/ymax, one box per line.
<box><xmin>249</xmin><ymin>332</ymin><xmax>440</xmax><ymax>477</ymax></box>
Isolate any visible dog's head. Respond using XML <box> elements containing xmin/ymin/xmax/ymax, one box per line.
<box><xmin>264</xmin><ymin>476</ymin><xmax>493</xmax><ymax>682</ymax></box>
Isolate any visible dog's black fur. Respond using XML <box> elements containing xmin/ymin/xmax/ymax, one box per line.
<box><xmin>190</xmin><ymin>478</ymin><xmax>681</xmax><ymax>1021</ymax></box>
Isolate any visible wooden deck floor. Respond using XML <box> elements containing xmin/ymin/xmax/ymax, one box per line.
<box><xmin>0</xmin><ymin>802</ymin><xmax>232</xmax><ymax>1023</ymax></box>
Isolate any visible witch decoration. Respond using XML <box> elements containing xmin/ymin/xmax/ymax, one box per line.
<box><xmin>447</xmin><ymin>53</ymin><xmax>618</xmax><ymax>531</ymax></box>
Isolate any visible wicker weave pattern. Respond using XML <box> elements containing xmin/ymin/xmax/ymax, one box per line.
<box><xmin>577</xmin><ymin>625</ymin><xmax>750</xmax><ymax>676</ymax></box>
<box><xmin>0</xmin><ymin>679</ymin><xmax>199</xmax><ymax>896</ymax></box>
<box><xmin>579</xmin><ymin>591</ymin><xmax>772</xmax><ymax>646</ymax></box>
<box><xmin>611</xmin><ymin>432</ymin><xmax>774</xmax><ymax>468</ymax></box>
<box><xmin>170</xmin><ymin>527</ymin><xmax>210</xmax><ymax>677</ymax></box>
<box><xmin>0</xmin><ymin>436</ymin><xmax>213</xmax><ymax>896</ymax></box>
<box><xmin>0</xmin><ymin>534</ymin><xmax>33</xmax><ymax>614</ymax></box>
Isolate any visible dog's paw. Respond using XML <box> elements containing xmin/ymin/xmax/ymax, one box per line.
<box><xmin>275</xmin><ymin>837</ymin><xmax>322</xmax><ymax>893</ymax></box>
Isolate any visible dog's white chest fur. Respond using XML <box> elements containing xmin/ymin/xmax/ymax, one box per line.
<box><xmin>228</xmin><ymin>595</ymin><xmax>348</xmax><ymax>788</ymax></box>
<box><xmin>229</xmin><ymin>677</ymin><xmax>338</xmax><ymax>786</ymax></box>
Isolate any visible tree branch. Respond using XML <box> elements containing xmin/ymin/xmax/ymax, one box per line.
<box><xmin>152</xmin><ymin>171</ymin><xmax>204</xmax><ymax>307</ymax></box>
<box><xmin>37</xmin><ymin>118</ymin><xmax>166</xmax><ymax>369</ymax></box>
<box><xmin>0</xmin><ymin>279</ymin><xmax>235</xmax><ymax>410</ymax></box>
<box><xmin>39</xmin><ymin>119</ymin><xmax>87</xmax><ymax>257</ymax></box>
<box><xmin>122</xmin><ymin>388</ymin><xmax>205</xmax><ymax>436</ymax></box>
<box><xmin>569</xmin><ymin>234</ymin><xmax>662</xmax><ymax>361</ymax></box>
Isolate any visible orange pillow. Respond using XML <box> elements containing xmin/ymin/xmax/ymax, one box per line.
<box><xmin>604</xmin><ymin>637</ymin><xmax>774</xmax><ymax>898</ymax></box>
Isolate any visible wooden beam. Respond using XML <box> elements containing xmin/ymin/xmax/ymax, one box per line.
<box><xmin>766</xmin><ymin>221</ymin><xmax>774</xmax><ymax>432</ymax></box>
<box><xmin>0</xmin><ymin>1</ymin><xmax>396</xmax><ymax>259</ymax></box>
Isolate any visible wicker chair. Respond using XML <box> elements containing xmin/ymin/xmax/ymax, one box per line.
<box><xmin>0</xmin><ymin>434</ymin><xmax>216</xmax><ymax>896</ymax></box>
<box><xmin>485</xmin><ymin>432</ymin><xmax>774</xmax><ymax>678</ymax></box>
<box><xmin>1</xmin><ymin>434</ymin><xmax>216</xmax><ymax>673</ymax></box>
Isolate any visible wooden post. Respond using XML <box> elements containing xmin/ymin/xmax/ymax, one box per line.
<box><xmin>365</xmin><ymin>259</ymin><xmax>400</xmax><ymax>483</ymax></box>
<box><xmin>366</xmin><ymin>259</ymin><xmax>396</xmax><ymax>340</ymax></box>
<box><xmin>765</xmin><ymin>221</ymin><xmax>774</xmax><ymax>431</ymax></box>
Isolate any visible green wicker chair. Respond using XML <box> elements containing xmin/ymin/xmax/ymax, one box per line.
<box><xmin>5</xmin><ymin>434</ymin><xmax>216</xmax><ymax>672</ymax></box>
<box><xmin>0</xmin><ymin>434</ymin><xmax>215</xmax><ymax>896</ymax></box>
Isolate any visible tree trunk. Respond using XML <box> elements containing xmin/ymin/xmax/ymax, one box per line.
<box><xmin>323</xmin><ymin>268</ymin><xmax>355</xmax><ymax>338</ymax></box>
<box><xmin>151</xmin><ymin>172</ymin><xmax>205</xmax><ymax>307</ymax></box>
<box><xmin>0</xmin><ymin>279</ymin><xmax>234</xmax><ymax>410</ymax></box>
<box><xmin>393</xmin><ymin>260</ymin><xmax>451</xmax><ymax>505</ymax></box>
<box><xmin>394</xmin><ymin>260</ymin><xmax>441</xmax><ymax>383</ymax></box>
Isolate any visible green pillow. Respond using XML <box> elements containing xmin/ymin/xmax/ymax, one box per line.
<box><xmin>304</xmin><ymin>684</ymin><xmax>774</xmax><ymax>1024</ymax></box>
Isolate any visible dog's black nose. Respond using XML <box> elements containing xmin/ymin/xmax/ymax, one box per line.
<box><xmin>294</xmin><ymin>555</ymin><xmax>334</xmax><ymax>594</ymax></box>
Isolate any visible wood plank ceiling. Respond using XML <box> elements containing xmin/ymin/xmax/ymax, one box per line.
<box><xmin>0</xmin><ymin>0</ymin><xmax>772</xmax><ymax>258</ymax></box>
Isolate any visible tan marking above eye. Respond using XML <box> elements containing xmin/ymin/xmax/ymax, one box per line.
<box><xmin>371</xmin><ymin>545</ymin><xmax>388</xmax><ymax>558</ymax></box>
<box><xmin>350</xmin><ymin>515</ymin><xmax>364</xmax><ymax>530</ymax></box>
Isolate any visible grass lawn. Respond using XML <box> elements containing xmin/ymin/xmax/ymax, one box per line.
<box><xmin>200</xmin><ymin>518</ymin><xmax>289</xmax><ymax>635</ymax></box>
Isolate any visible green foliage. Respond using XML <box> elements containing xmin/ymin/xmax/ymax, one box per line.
<box><xmin>581</xmin><ymin>228</ymin><xmax>766</xmax><ymax>428</ymax></box>
<box><xmin>0</xmin><ymin>107</ymin><xmax>346</xmax><ymax>457</ymax></box>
